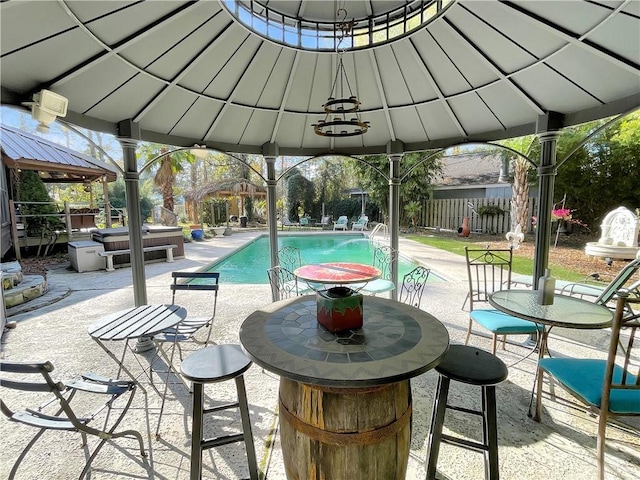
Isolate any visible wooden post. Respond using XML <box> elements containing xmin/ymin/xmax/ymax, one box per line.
<box><xmin>9</xmin><ymin>200</ymin><xmax>21</xmax><ymax>260</ymax></box>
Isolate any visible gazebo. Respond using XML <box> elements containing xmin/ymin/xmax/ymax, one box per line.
<box><xmin>1</xmin><ymin>1</ymin><xmax>638</xmax><ymax>304</ymax></box>
<box><xmin>0</xmin><ymin>124</ymin><xmax>118</xmax><ymax>258</ymax></box>
<box><xmin>183</xmin><ymin>179</ymin><xmax>268</xmax><ymax>225</ymax></box>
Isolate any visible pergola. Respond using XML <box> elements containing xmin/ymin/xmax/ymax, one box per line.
<box><xmin>1</xmin><ymin>0</ymin><xmax>638</xmax><ymax>304</ymax></box>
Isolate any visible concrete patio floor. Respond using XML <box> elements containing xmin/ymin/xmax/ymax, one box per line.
<box><xmin>1</xmin><ymin>230</ymin><xmax>639</xmax><ymax>479</ymax></box>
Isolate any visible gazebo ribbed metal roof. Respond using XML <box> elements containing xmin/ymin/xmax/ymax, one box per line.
<box><xmin>1</xmin><ymin>0</ymin><xmax>639</xmax><ymax>306</ymax></box>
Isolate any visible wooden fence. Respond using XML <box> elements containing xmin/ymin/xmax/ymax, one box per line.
<box><xmin>421</xmin><ymin>197</ymin><xmax>538</xmax><ymax>235</ymax></box>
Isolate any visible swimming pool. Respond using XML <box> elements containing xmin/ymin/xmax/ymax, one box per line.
<box><xmin>204</xmin><ymin>234</ymin><xmax>426</xmax><ymax>284</ymax></box>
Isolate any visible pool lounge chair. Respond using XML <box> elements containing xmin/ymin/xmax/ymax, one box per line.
<box><xmin>352</xmin><ymin>216</ymin><xmax>368</xmax><ymax>231</ymax></box>
<box><xmin>333</xmin><ymin>216</ymin><xmax>348</xmax><ymax>230</ymax></box>
<box><xmin>280</xmin><ymin>215</ymin><xmax>300</xmax><ymax>230</ymax></box>
<box><xmin>315</xmin><ymin>216</ymin><xmax>331</xmax><ymax>228</ymax></box>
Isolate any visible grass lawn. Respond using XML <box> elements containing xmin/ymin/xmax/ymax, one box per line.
<box><xmin>406</xmin><ymin>234</ymin><xmax>589</xmax><ymax>283</ymax></box>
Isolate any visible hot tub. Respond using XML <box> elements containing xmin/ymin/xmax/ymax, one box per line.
<box><xmin>92</xmin><ymin>225</ymin><xmax>184</xmax><ymax>267</ymax></box>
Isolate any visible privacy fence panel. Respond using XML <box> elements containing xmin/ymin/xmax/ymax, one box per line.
<box><xmin>422</xmin><ymin>197</ymin><xmax>538</xmax><ymax>235</ymax></box>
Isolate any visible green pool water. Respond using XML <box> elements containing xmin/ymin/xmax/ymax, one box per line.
<box><xmin>203</xmin><ymin>234</ymin><xmax>430</xmax><ymax>284</ymax></box>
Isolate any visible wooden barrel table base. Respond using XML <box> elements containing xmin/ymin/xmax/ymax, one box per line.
<box><xmin>279</xmin><ymin>378</ymin><xmax>412</xmax><ymax>479</ymax></box>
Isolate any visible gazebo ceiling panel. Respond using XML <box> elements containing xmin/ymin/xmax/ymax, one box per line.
<box><xmin>390</xmin><ymin>47</ymin><xmax>439</xmax><ymax>103</ymax></box>
<box><xmin>140</xmin><ymin>88</ymin><xmax>201</xmax><ymax>135</ymax></box>
<box><xmin>238</xmin><ymin>48</ymin><xmax>294</xmax><ymax>110</ymax></box>
<box><xmin>206</xmin><ymin>106</ymin><xmax>253</xmax><ymax>146</ymax></box>
<box><xmin>448</xmin><ymin>94</ymin><xmax>505</xmax><ymax>135</ymax></box>
<box><xmin>414</xmin><ymin>102</ymin><xmax>464</xmax><ymax>141</ymax></box>
<box><xmin>408</xmin><ymin>32</ymin><xmax>478</xmax><ymax>97</ymax></box>
<box><xmin>52</xmin><ymin>56</ymin><xmax>148</xmax><ymax>116</ymax></box>
<box><xmin>512</xmin><ymin>65</ymin><xmax>599</xmax><ymax>114</ymax></box>
<box><xmin>286</xmin><ymin>53</ymin><xmax>324</xmax><ymax>113</ymax></box>
<box><xmin>240</xmin><ymin>109</ymin><xmax>280</xmax><ymax>146</ymax></box>
<box><xmin>463</xmin><ymin>2</ymin><xmax>566</xmax><ymax>60</ymax></box>
<box><xmin>171</xmin><ymin>97</ymin><xmax>225</xmax><ymax>141</ymax></box>
<box><xmin>476</xmin><ymin>84</ymin><xmax>538</xmax><ymax>128</ymax></box>
<box><xmin>446</xmin><ymin>5</ymin><xmax>538</xmax><ymax>74</ymax></box>
<box><xmin>374</xmin><ymin>48</ymin><xmax>415</xmax><ymax>108</ymax></box>
<box><xmin>389</xmin><ymin>108</ymin><xmax>427</xmax><ymax>143</ymax></box>
<box><xmin>83</xmin><ymin>74</ymin><xmax>166</xmax><ymax>123</ymax></box>
<box><xmin>0</xmin><ymin>1</ymin><xmax>637</xmax><ymax>156</ymax></box>
<box><xmin>426</xmin><ymin>20</ymin><xmax>500</xmax><ymax>88</ymax></box>
<box><xmin>548</xmin><ymin>46</ymin><xmax>640</xmax><ymax>104</ymax></box>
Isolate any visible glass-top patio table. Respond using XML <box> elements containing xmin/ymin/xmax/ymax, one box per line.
<box><xmin>489</xmin><ymin>290</ymin><xmax>613</xmax><ymax>420</ymax></box>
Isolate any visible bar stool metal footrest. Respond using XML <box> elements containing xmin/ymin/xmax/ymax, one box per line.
<box><xmin>180</xmin><ymin>344</ymin><xmax>259</xmax><ymax>480</ymax></box>
<box><xmin>425</xmin><ymin>345</ymin><xmax>508</xmax><ymax>480</ymax></box>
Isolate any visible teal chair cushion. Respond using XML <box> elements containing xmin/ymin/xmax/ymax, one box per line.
<box><xmin>470</xmin><ymin>309</ymin><xmax>541</xmax><ymax>334</ymax></box>
<box><xmin>360</xmin><ymin>278</ymin><xmax>395</xmax><ymax>294</ymax></box>
<box><xmin>539</xmin><ymin>358</ymin><xmax>640</xmax><ymax>414</ymax></box>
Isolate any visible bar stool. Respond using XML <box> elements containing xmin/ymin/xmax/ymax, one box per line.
<box><xmin>425</xmin><ymin>345</ymin><xmax>508</xmax><ymax>480</ymax></box>
<box><xmin>180</xmin><ymin>344</ymin><xmax>259</xmax><ymax>480</ymax></box>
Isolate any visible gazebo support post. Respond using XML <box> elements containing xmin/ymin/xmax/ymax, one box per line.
<box><xmin>533</xmin><ymin>112</ymin><xmax>563</xmax><ymax>284</ymax></box>
<box><xmin>117</xmin><ymin>120</ymin><xmax>153</xmax><ymax>352</ymax></box>
<box><xmin>264</xmin><ymin>143</ymin><xmax>280</xmax><ymax>296</ymax></box>
<box><xmin>388</xmin><ymin>141</ymin><xmax>404</xmax><ymax>302</ymax></box>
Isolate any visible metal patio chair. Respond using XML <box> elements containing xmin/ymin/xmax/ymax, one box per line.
<box><xmin>277</xmin><ymin>245</ymin><xmax>317</xmax><ymax>293</ymax></box>
<box><xmin>535</xmin><ymin>295</ymin><xmax>640</xmax><ymax>480</ymax></box>
<box><xmin>151</xmin><ymin>271</ymin><xmax>220</xmax><ymax>437</ymax></box>
<box><xmin>0</xmin><ymin>360</ymin><xmax>146</xmax><ymax>479</ymax></box>
<box><xmin>464</xmin><ymin>247</ymin><xmax>542</xmax><ymax>354</ymax></box>
<box><xmin>268</xmin><ymin>265</ymin><xmax>305</xmax><ymax>302</ymax></box>
<box><xmin>398</xmin><ymin>265</ymin><xmax>431</xmax><ymax>308</ymax></box>
<box><xmin>355</xmin><ymin>245</ymin><xmax>397</xmax><ymax>296</ymax></box>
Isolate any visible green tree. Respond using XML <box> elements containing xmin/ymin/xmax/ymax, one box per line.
<box><xmin>138</xmin><ymin>144</ymin><xmax>195</xmax><ymax>212</ymax></box>
<box><xmin>404</xmin><ymin>201</ymin><xmax>421</xmax><ymax>231</ymax></box>
<box><xmin>351</xmin><ymin>153</ymin><xmax>442</xmax><ymax>224</ymax></box>
<box><xmin>106</xmin><ymin>179</ymin><xmax>154</xmax><ymax>223</ymax></box>
<box><xmin>16</xmin><ymin>170</ymin><xmax>62</xmax><ymax>235</ymax></box>
<box><xmin>284</xmin><ymin>167</ymin><xmax>314</xmax><ymax>221</ymax></box>
<box><xmin>551</xmin><ymin>112</ymin><xmax>640</xmax><ymax>229</ymax></box>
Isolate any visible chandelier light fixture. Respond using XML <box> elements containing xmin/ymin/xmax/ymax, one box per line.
<box><xmin>312</xmin><ymin>9</ymin><xmax>369</xmax><ymax>138</ymax></box>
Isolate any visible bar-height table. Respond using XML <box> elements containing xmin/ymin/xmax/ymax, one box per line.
<box><xmin>88</xmin><ymin>304</ymin><xmax>187</xmax><ymax>389</ymax></box>
<box><xmin>488</xmin><ymin>290</ymin><xmax>613</xmax><ymax>420</ymax></box>
<box><xmin>239</xmin><ymin>295</ymin><xmax>449</xmax><ymax>479</ymax></box>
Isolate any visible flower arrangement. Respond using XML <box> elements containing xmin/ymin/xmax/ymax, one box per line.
<box><xmin>551</xmin><ymin>208</ymin><xmax>587</xmax><ymax>228</ymax></box>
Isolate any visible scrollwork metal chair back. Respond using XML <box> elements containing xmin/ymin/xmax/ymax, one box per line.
<box><xmin>278</xmin><ymin>245</ymin><xmax>302</xmax><ymax>272</ymax></box>
<box><xmin>399</xmin><ymin>266</ymin><xmax>431</xmax><ymax>308</ymax></box>
<box><xmin>267</xmin><ymin>266</ymin><xmax>300</xmax><ymax>302</ymax></box>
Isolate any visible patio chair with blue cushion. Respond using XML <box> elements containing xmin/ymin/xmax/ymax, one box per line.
<box><xmin>351</xmin><ymin>215</ymin><xmax>368</xmax><ymax>231</ymax></box>
<box><xmin>352</xmin><ymin>245</ymin><xmax>397</xmax><ymax>296</ymax></box>
<box><xmin>464</xmin><ymin>247</ymin><xmax>542</xmax><ymax>354</ymax></box>
<box><xmin>333</xmin><ymin>216</ymin><xmax>348</xmax><ymax>230</ymax></box>
<box><xmin>0</xmin><ymin>360</ymin><xmax>146</xmax><ymax>479</ymax></box>
<box><xmin>535</xmin><ymin>294</ymin><xmax>640</xmax><ymax>480</ymax></box>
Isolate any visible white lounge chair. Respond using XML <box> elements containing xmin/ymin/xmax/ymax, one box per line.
<box><xmin>352</xmin><ymin>215</ymin><xmax>368</xmax><ymax>231</ymax></box>
<box><xmin>280</xmin><ymin>215</ymin><xmax>300</xmax><ymax>230</ymax></box>
<box><xmin>333</xmin><ymin>216</ymin><xmax>348</xmax><ymax>230</ymax></box>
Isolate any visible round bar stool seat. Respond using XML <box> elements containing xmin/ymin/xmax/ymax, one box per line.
<box><xmin>180</xmin><ymin>344</ymin><xmax>258</xmax><ymax>480</ymax></box>
<box><xmin>425</xmin><ymin>345</ymin><xmax>508</xmax><ymax>480</ymax></box>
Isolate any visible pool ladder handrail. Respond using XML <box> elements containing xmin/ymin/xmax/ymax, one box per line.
<box><xmin>369</xmin><ymin>223</ymin><xmax>389</xmax><ymax>244</ymax></box>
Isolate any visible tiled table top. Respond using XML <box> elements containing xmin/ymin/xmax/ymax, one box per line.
<box><xmin>240</xmin><ymin>295</ymin><xmax>449</xmax><ymax>387</ymax></box>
